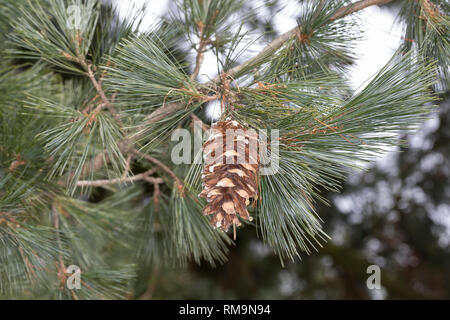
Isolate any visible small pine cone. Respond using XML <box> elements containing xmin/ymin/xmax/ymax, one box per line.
<box><xmin>199</xmin><ymin>119</ymin><xmax>259</xmax><ymax>232</ymax></box>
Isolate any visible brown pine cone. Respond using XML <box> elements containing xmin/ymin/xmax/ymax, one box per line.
<box><xmin>199</xmin><ymin>119</ymin><xmax>259</xmax><ymax>234</ymax></box>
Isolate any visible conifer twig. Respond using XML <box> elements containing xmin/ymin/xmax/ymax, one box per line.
<box><xmin>131</xmin><ymin>148</ymin><xmax>184</xmax><ymax>194</ymax></box>
<box><xmin>213</xmin><ymin>0</ymin><xmax>394</xmax><ymax>81</ymax></box>
<box><xmin>61</xmin><ymin>51</ymin><xmax>122</xmax><ymax>125</ymax></box>
<box><xmin>190</xmin><ymin>21</ymin><xmax>209</xmax><ymax>80</ymax></box>
<box><xmin>139</xmin><ymin>267</ymin><xmax>160</xmax><ymax>300</ymax></box>
<box><xmin>60</xmin><ymin>50</ymin><xmax>182</xmax><ymax>189</ymax></box>
<box><xmin>85</xmin><ymin>64</ymin><xmax>112</xmax><ymax>108</ymax></box>
<box><xmin>122</xmin><ymin>154</ymin><xmax>133</xmax><ymax>179</ymax></box>
<box><xmin>142</xmin><ymin>101</ymin><xmax>187</xmax><ymax>126</ymax></box>
<box><xmin>76</xmin><ymin>168</ymin><xmax>161</xmax><ymax>187</ymax></box>
<box><xmin>84</xmin><ymin>64</ymin><xmax>123</xmax><ymax>125</ymax></box>
<box><xmin>146</xmin><ymin>177</ymin><xmax>161</xmax><ymax>212</ymax></box>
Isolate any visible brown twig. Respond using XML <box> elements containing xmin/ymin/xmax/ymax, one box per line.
<box><xmin>146</xmin><ymin>177</ymin><xmax>161</xmax><ymax>212</ymax></box>
<box><xmin>61</xmin><ymin>52</ymin><xmax>122</xmax><ymax>126</ymax></box>
<box><xmin>76</xmin><ymin>168</ymin><xmax>160</xmax><ymax>187</ymax></box>
<box><xmin>61</xmin><ymin>51</ymin><xmax>84</xmax><ymax>65</ymax></box>
<box><xmin>190</xmin><ymin>21</ymin><xmax>208</xmax><ymax>80</ymax></box>
<box><xmin>81</xmin><ymin>94</ymin><xmax>100</xmax><ymax>114</ymax></box>
<box><xmin>139</xmin><ymin>94</ymin><xmax>217</xmax><ymax>133</ymax></box>
<box><xmin>330</xmin><ymin>0</ymin><xmax>393</xmax><ymax>20</ymax></box>
<box><xmin>142</xmin><ymin>101</ymin><xmax>187</xmax><ymax>126</ymax></box>
<box><xmin>85</xmin><ymin>64</ymin><xmax>123</xmax><ymax>126</ymax></box>
<box><xmin>131</xmin><ymin>149</ymin><xmax>184</xmax><ymax>195</ymax></box>
<box><xmin>122</xmin><ymin>154</ymin><xmax>133</xmax><ymax>179</ymax></box>
<box><xmin>139</xmin><ymin>267</ymin><xmax>160</xmax><ymax>300</ymax></box>
<box><xmin>98</xmin><ymin>60</ymin><xmax>111</xmax><ymax>87</ymax></box>
<box><xmin>85</xmin><ymin>64</ymin><xmax>112</xmax><ymax>107</ymax></box>
<box><xmin>9</xmin><ymin>154</ymin><xmax>26</xmax><ymax>172</ymax></box>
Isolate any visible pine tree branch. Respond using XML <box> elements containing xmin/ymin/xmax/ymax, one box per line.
<box><xmin>140</xmin><ymin>95</ymin><xmax>217</xmax><ymax>128</ymax></box>
<box><xmin>138</xmin><ymin>266</ymin><xmax>160</xmax><ymax>300</ymax></box>
<box><xmin>191</xmin><ymin>42</ymin><xmax>207</xmax><ymax>80</ymax></box>
<box><xmin>190</xmin><ymin>22</ymin><xmax>209</xmax><ymax>80</ymax></box>
<box><xmin>81</xmin><ymin>94</ymin><xmax>100</xmax><ymax>114</ymax></box>
<box><xmin>131</xmin><ymin>148</ymin><xmax>185</xmax><ymax>194</ymax></box>
<box><xmin>61</xmin><ymin>51</ymin><xmax>122</xmax><ymax>125</ymax></box>
<box><xmin>57</xmin><ymin>53</ymin><xmax>127</xmax><ymax>186</ymax></box>
<box><xmin>84</xmin><ymin>64</ymin><xmax>112</xmax><ymax>108</ymax></box>
<box><xmin>149</xmin><ymin>178</ymin><xmax>161</xmax><ymax>211</ymax></box>
<box><xmin>76</xmin><ymin>169</ymin><xmax>162</xmax><ymax>187</ymax></box>
<box><xmin>60</xmin><ymin>50</ymin><xmax>184</xmax><ymax>189</ymax></box>
<box><xmin>84</xmin><ymin>63</ymin><xmax>123</xmax><ymax>126</ymax></box>
<box><xmin>330</xmin><ymin>0</ymin><xmax>394</xmax><ymax>20</ymax></box>
<box><xmin>213</xmin><ymin>0</ymin><xmax>394</xmax><ymax>81</ymax></box>
<box><xmin>141</xmin><ymin>101</ymin><xmax>187</xmax><ymax>125</ymax></box>
<box><xmin>140</xmin><ymin>0</ymin><xmax>394</xmax><ymax>127</ymax></box>
<box><xmin>61</xmin><ymin>0</ymin><xmax>394</xmax><ymax>192</ymax></box>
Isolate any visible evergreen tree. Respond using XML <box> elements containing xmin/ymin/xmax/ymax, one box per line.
<box><xmin>0</xmin><ymin>0</ymin><xmax>447</xmax><ymax>299</ymax></box>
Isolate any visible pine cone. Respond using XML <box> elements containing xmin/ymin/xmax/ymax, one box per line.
<box><xmin>200</xmin><ymin>119</ymin><xmax>259</xmax><ymax>233</ymax></box>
